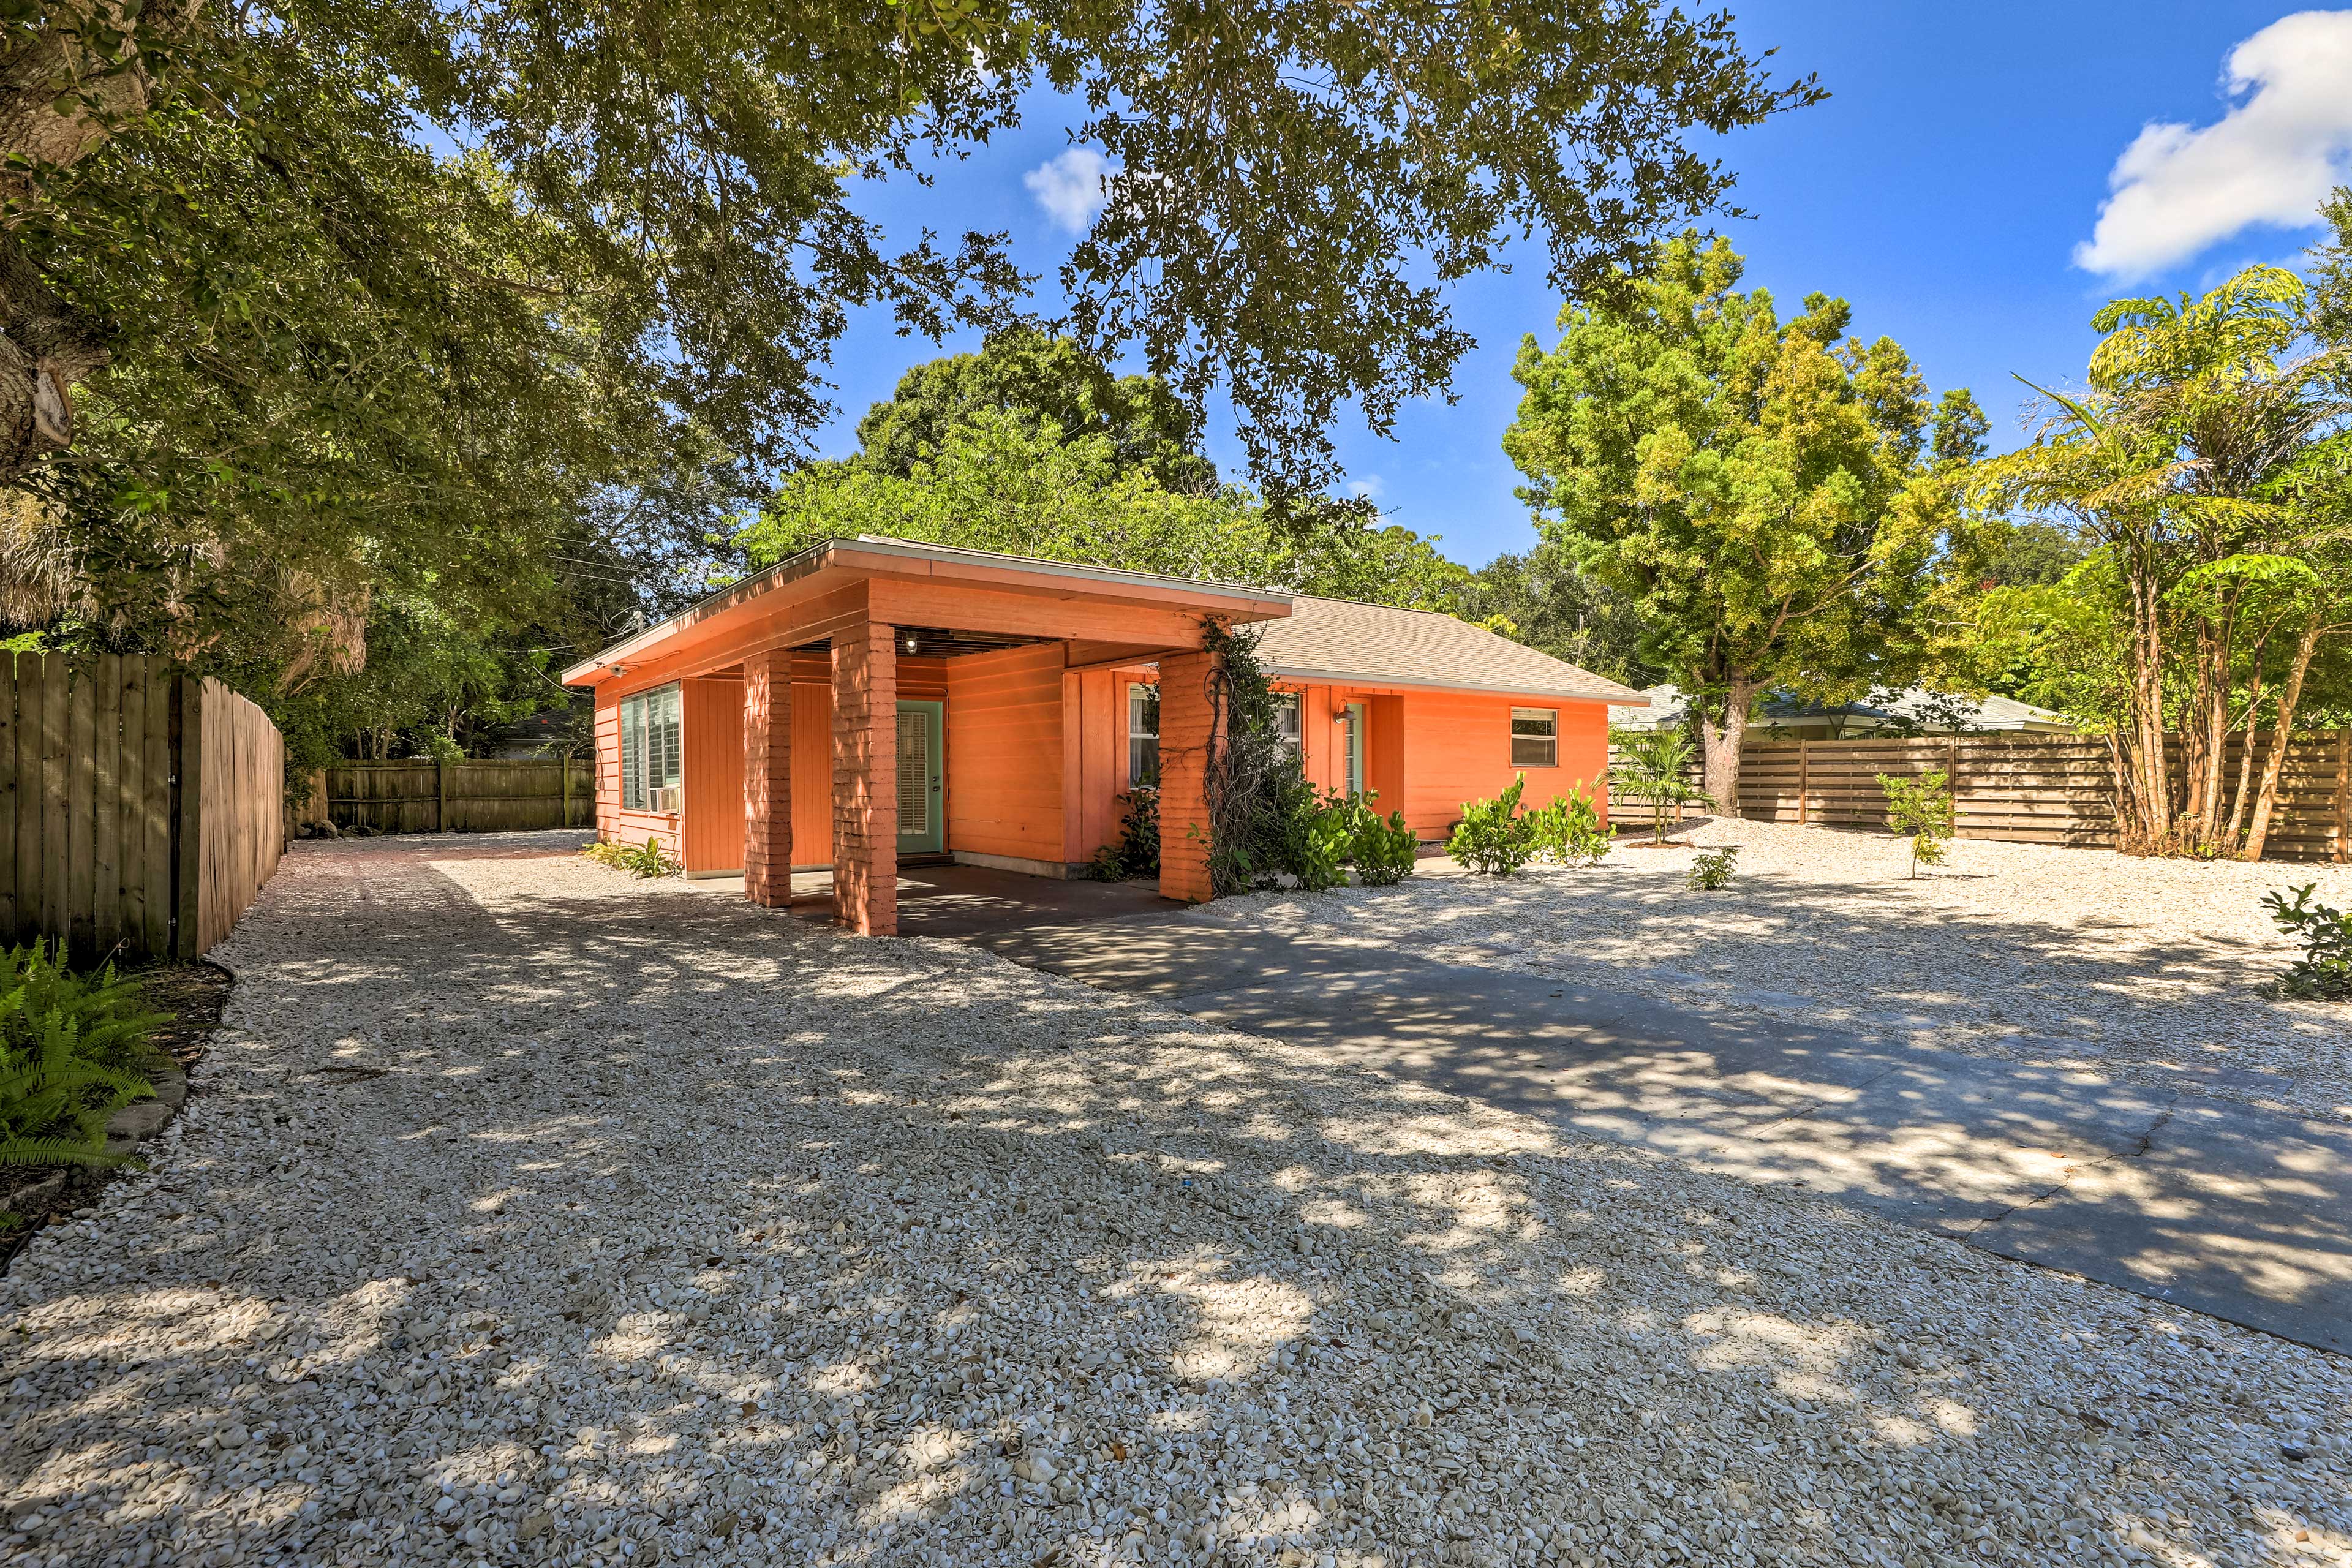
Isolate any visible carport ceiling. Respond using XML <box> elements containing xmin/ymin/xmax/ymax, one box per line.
<box><xmin>797</xmin><ymin>627</ymin><xmax>1053</xmax><ymax>659</ymax></box>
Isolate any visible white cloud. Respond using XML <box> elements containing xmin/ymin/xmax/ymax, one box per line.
<box><xmin>2076</xmin><ymin>9</ymin><xmax>2352</xmax><ymax>279</ymax></box>
<box><xmin>1348</xmin><ymin>475</ymin><xmax>1386</xmax><ymax>502</ymax></box>
<box><xmin>1023</xmin><ymin>148</ymin><xmax>1114</xmax><ymax>233</ymax></box>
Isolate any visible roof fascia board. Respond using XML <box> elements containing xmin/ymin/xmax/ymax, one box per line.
<box><xmin>1261</xmin><ymin>663</ymin><xmax>1643</xmax><ymax>705</ymax></box>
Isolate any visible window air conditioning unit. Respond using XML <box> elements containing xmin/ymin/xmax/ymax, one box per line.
<box><xmin>649</xmin><ymin>785</ymin><xmax>681</xmax><ymax>813</ymax></box>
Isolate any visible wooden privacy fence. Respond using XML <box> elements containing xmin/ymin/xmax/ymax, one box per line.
<box><xmin>0</xmin><ymin>653</ymin><xmax>285</xmax><ymax>960</ymax></box>
<box><xmin>297</xmin><ymin>758</ymin><xmax>595</xmax><ymax>835</ymax></box>
<box><xmin>1609</xmin><ymin>732</ymin><xmax>2352</xmax><ymax>862</ymax></box>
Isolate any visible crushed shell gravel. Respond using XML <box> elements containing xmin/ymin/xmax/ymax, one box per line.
<box><xmin>0</xmin><ymin>830</ymin><xmax>2346</xmax><ymax>1568</ymax></box>
<box><xmin>1186</xmin><ymin>818</ymin><xmax>2352</xmax><ymax>1125</ymax></box>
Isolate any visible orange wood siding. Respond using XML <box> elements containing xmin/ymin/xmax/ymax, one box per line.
<box><xmin>790</xmin><ymin>681</ymin><xmax>832</xmax><ymax>867</ymax></box>
<box><xmin>1367</xmin><ymin>694</ymin><xmax>1406</xmax><ymax>809</ymax></box>
<box><xmin>1400</xmin><ymin>691</ymin><xmax>1610</xmax><ymax>836</ymax></box>
<box><xmin>945</xmin><ymin>643</ymin><xmax>1065</xmax><ymax>862</ymax></box>
<box><xmin>1294</xmin><ymin>684</ymin><xmax>1336</xmax><ymax>794</ymax></box>
<box><xmin>1063</xmin><ymin>669</ymin><xmax>1125</xmax><ymax>862</ymax></box>
<box><xmin>594</xmin><ymin>698</ymin><xmax>620</xmax><ymax>839</ymax></box>
<box><xmin>681</xmin><ymin>677</ymin><xmax>745</xmax><ymax>873</ymax></box>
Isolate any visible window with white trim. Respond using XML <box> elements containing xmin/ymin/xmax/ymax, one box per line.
<box><xmin>1510</xmin><ymin>707</ymin><xmax>1559</xmax><ymax>768</ymax></box>
<box><xmin>1126</xmin><ymin>683</ymin><xmax>1161</xmax><ymax>786</ymax></box>
<box><xmin>620</xmin><ymin>685</ymin><xmax>684</xmax><ymax>810</ymax></box>
<box><xmin>1274</xmin><ymin>692</ymin><xmax>1302</xmax><ymax>754</ymax></box>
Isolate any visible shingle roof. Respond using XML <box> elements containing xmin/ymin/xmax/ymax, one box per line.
<box><xmin>1248</xmin><ymin>596</ymin><xmax>1644</xmax><ymax>703</ymax></box>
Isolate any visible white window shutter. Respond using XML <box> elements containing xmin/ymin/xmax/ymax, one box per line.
<box><xmin>895</xmin><ymin>710</ymin><xmax>929</xmax><ymax>834</ymax></box>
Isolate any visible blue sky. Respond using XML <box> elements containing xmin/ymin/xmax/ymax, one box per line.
<box><xmin>815</xmin><ymin>2</ymin><xmax>2352</xmax><ymax>568</ymax></box>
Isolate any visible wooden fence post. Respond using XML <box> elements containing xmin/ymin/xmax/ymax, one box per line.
<box><xmin>438</xmin><ymin>755</ymin><xmax>450</xmax><ymax>834</ymax></box>
<box><xmin>2336</xmin><ymin>728</ymin><xmax>2350</xmax><ymax>865</ymax></box>
<box><xmin>172</xmin><ymin>674</ymin><xmax>204</xmax><ymax>960</ymax></box>
<box><xmin>1796</xmin><ymin>740</ymin><xmax>1809</xmax><ymax>826</ymax></box>
<box><xmin>562</xmin><ymin>756</ymin><xmax>573</xmax><ymax>827</ymax></box>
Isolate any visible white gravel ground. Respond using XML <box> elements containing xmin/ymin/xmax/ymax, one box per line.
<box><xmin>2</xmin><ymin>831</ymin><xmax>2349</xmax><ymax>1568</ymax></box>
<box><xmin>1185</xmin><ymin>818</ymin><xmax>2352</xmax><ymax>1124</ymax></box>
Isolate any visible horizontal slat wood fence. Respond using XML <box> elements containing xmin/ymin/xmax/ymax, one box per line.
<box><xmin>0</xmin><ymin>654</ymin><xmax>284</xmax><ymax>959</ymax></box>
<box><xmin>1609</xmin><ymin>731</ymin><xmax>2352</xmax><ymax>862</ymax></box>
<box><xmin>298</xmin><ymin>758</ymin><xmax>595</xmax><ymax>835</ymax></box>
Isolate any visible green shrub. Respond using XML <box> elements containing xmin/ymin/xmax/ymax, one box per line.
<box><xmin>0</xmin><ymin>941</ymin><xmax>168</xmax><ymax>1172</ymax></box>
<box><xmin>2263</xmin><ymin>883</ymin><xmax>2352</xmax><ymax>1000</ymax></box>
<box><xmin>1448</xmin><ymin>774</ymin><xmax>1537</xmax><ymax>876</ymax></box>
<box><xmin>1609</xmin><ymin>728</ymin><xmax>1713</xmax><ymax>843</ymax></box>
<box><xmin>1878</xmin><ymin>769</ymin><xmax>1955</xmax><ymax>880</ymax></box>
<box><xmin>582</xmin><ymin>836</ymin><xmax>681</xmax><ymax>878</ymax></box>
<box><xmin>1348</xmin><ymin>801</ymin><xmax>1419</xmax><ymax>886</ymax></box>
<box><xmin>1090</xmin><ymin>786</ymin><xmax>1161</xmax><ymax>880</ymax></box>
<box><xmin>1686</xmin><ymin>845</ymin><xmax>1740</xmax><ymax>891</ymax></box>
<box><xmin>1275</xmin><ymin>787</ymin><xmax>1356</xmax><ymax>892</ymax></box>
<box><xmin>1529</xmin><ymin>783</ymin><xmax>1615</xmax><ymax>866</ymax></box>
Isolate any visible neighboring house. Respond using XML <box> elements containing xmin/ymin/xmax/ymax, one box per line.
<box><xmin>1608</xmin><ymin>684</ymin><xmax>2073</xmax><ymax>739</ymax></box>
<box><xmin>562</xmin><ymin>537</ymin><xmax>1640</xmax><ymax>934</ymax></box>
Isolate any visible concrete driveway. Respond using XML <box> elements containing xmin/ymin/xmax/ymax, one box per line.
<box><xmin>977</xmin><ymin>911</ymin><xmax>2352</xmax><ymax>1354</ymax></box>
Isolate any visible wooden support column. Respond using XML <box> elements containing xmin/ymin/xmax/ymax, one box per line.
<box><xmin>743</xmin><ymin>649</ymin><xmax>794</xmax><ymax>907</ymax></box>
<box><xmin>832</xmin><ymin>619</ymin><xmax>897</xmax><ymax>935</ymax></box>
<box><xmin>1157</xmin><ymin>647</ymin><xmax>1221</xmax><ymax>904</ymax></box>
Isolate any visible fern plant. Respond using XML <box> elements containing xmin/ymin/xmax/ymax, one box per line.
<box><xmin>0</xmin><ymin>941</ymin><xmax>168</xmax><ymax>1172</ymax></box>
<box><xmin>582</xmin><ymin>837</ymin><xmax>682</xmax><ymax>878</ymax></box>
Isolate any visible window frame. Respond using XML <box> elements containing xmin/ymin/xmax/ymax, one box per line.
<box><xmin>1274</xmin><ymin>691</ymin><xmax>1302</xmax><ymax>755</ymax></box>
<box><xmin>1126</xmin><ymin>682</ymin><xmax>1162</xmax><ymax>788</ymax></box>
<box><xmin>619</xmin><ymin>684</ymin><xmax>684</xmax><ymax>811</ymax></box>
<box><xmin>1510</xmin><ymin>707</ymin><xmax>1560</xmax><ymax>769</ymax></box>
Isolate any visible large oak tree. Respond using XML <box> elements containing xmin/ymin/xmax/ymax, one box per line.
<box><xmin>0</xmin><ymin>1</ymin><xmax>1812</xmax><ymax>693</ymax></box>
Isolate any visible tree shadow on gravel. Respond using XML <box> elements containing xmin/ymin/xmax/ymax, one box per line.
<box><xmin>1216</xmin><ymin>845</ymin><xmax>2351</xmax><ymax>1114</ymax></box>
<box><xmin>0</xmin><ymin>834</ymin><xmax>2345</xmax><ymax>1568</ymax></box>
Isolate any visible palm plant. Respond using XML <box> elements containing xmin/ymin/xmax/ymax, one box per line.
<box><xmin>1969</xmin><ymin>265</ymin><xmax>2351</xmax><ymax>858</ymax></box>
<box><xmin>1609</xmin><ymin>728</ymin><xmax>1714</xmax><ymax>843</ymax></box>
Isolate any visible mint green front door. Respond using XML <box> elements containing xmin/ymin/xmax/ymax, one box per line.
<box><xmin>895</xmin><ymin>701</ymin><xmax>944</xmax><ymax>854</ymax></box>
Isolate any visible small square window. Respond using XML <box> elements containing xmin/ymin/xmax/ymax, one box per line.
<box><xmin>1275</xmin><ymin>692</ymin><xmax>1302</xmax><ymax>752</ymax></box>
<box><xmin>1510</xmin><ymin>707</ymin><xmax>1558</xmax><ymax>768</ymax></box>
<box><xmin>1127</xmin><ymin>683</ymin><xmax>1161</xmax><ymax>786</ymax></box>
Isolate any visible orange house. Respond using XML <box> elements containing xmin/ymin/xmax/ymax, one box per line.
<box><xmin>562</xmin><ymin>538</ymin><xmax>1640</xmax><ymax>935</ymax></box>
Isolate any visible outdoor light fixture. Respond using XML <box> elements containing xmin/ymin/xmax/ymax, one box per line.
<box><xmin>905</xmin><ymin>634</ymin><xmax>917</xmax><ymax>653</ymax></box>
<box><xmin>609</xmin><ymin>663</ymin><xmax>629</xmax><ymax>676</ymax></box>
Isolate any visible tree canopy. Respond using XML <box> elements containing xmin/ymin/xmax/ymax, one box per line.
<box><xmin>742</xmin><ymin>411</ymin><xmax>1472</xmax><ymax>611</ymax></box>
<box><xmin>0</xmin><ymin>0</ymin><xmax>1815</xmax><ymax>760</ymax></box>
<box><xmin>1503</xmin><ymin>233</ymin><xmax>1982</xmax><ymax>802</ymax></box>
<box><xmin>1449</xmin><ymin>540</ymin><xmax>1660</xmax><ymax>687</ymax></box>
<box><xmin>854</xmin><ymin>328</ymin><xmax>1215</xmax><ymax>495</ymax></box>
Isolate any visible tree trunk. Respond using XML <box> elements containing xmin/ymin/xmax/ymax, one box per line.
<box><xmin>1696</xmin><ymin>677</ymin><xmax>1760</xmax><ymax>822</ymax></box>
<box><xmin>0</xmin><ymin>1</ymin><xmax>206</xmax><ymax>479</ymax></box>
<box><xmin>2222</xmin><ymin>659</ymin><xmax>2266</xmax><ymax>854</ymax></box>
<box><xmin>0</xmin><ymin>234</ymin><xmax>110</xmax><ymax>475</ymax></box>
<box><xmin>2242</xmin><ymin>623</ymin><xmax>2327</xmax><ymax>863</ymax></box>
<box><xmin>2120</xmin><ymin>562</ymin><xmax>2173</xmax><ymax>853</ymax></box>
